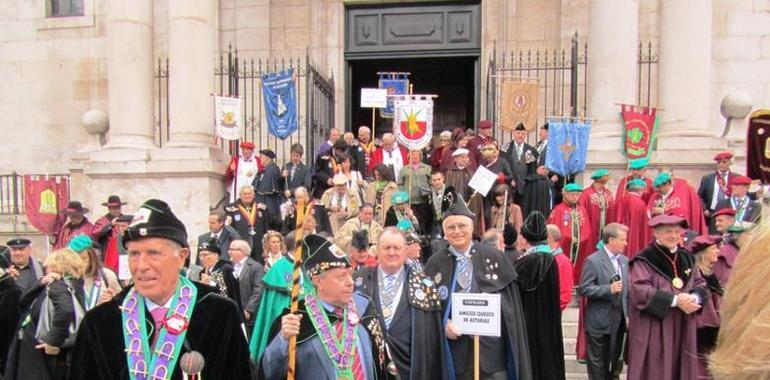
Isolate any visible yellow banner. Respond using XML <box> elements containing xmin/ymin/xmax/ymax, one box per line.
<box><xmin>501</xmin><ymin>81</ymin><xmax>539</xmax><ymax>132</ymax></box>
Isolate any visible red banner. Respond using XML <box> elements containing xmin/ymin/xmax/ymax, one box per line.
<box><xmin>747</xmin><ymin>109</ymin><xmax>770</xmax><ymax>183</ymax></box>
<box><xmin>621</xmin><ymin>105</ymin><xmax>659</xmax><ymax>160</ymax></box>
<box><xmin>23</xmin><ymin>175</ymin><xmax>69</xmax><ymax>234</ymax></box>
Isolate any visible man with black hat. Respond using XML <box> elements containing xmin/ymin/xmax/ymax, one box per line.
<box><xmin>198</xmin><ymin>237</ymin><xmax>241</xmax><ymax>308</ymax></box>
<box><xmin>627</xmin><ymin>214</ymin><xmax>709</xmax><ymax>380</ymax></box>
<box><xmin>504</xmin><ymin>123</ymin><xmax>539</xmax><ymax>209</ymax></box>
<box><xmin>254</xmin><ymin>148</ymin><xmax>283</xmax><ymax>229</ymax></box>
<box><xmin>53</xmin><ymin>201</ymin><xmax>94</xmax><ymax>250</ymax></box>
<box><xmin>4</xmin><ymin>238</ymin><xmax>43</xmax><ymax>291</ymax></box>
<box><xmin>92</xmin><ymin>195</ymin><xmax>127</xmax><ymax>248</ymax></box>
<box><xmin>312</xmin><ymin>139</ymin><xmax>348</xmax><ymax>199</ymax></box>
<box><xmin>353</xmin><ymin>227</ymin><xmax>447</xmax><ymax>380</ymax></box>
<box><xmin>515</xmin><ymin>211</ymin><xmax>565</xmax><ymax>380</ymax></box>
<box><xmin>71</xmin><ymin>199</ymin><xmax>252</xmax><ymax>379</ymax></box>
<box><xmin>424</xmin><ymin>197</ymin><xmax>532</xmax><ymax>380</ymax></box>
<box><xmin>259</xmin><ymin>234</ymin><xmax>393</xmax><ymax>380</ymax></box>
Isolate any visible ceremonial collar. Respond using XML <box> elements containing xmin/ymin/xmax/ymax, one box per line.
<box><xmin>524</xmin><ymin>244</ymin><xmax>552</xmax><ymax>256</ymax></box>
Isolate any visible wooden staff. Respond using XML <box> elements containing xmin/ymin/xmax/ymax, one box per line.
<box><xmin>287</xmin><ymin>198</ymin><xmax>310</xmax><ymax>380</ymax></box>
<box><xmin>371</xmin><ymin>107</ymin><xmax>376</xmax><ymax>142</ymax></box>
<box><xmin>473</xmin><ymin>335</ymin><xmax>480</xmax><ymax>380</ymax></box>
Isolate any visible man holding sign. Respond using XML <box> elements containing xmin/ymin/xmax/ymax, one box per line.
<box><xmin>424</xmin><ymin>197</ymin><xmax>532</xmax><ymax>380</ymax></box>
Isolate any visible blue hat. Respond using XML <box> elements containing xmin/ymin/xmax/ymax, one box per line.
<box><xmin>6</xmin><ymin>238</ymin><xmax>31</xmax><ymax>249</ymax></box>
<box><xmin>392</xmin><ymin>191</ymin><xmax>409</xmax><ymax>204</ymax></box>
<box><xmin>629</xmin><ymin>158</ymin><xmax>649</xmax><ymax>170</ymax></box>
<box><xmin>68</xmin><ymin>235</ymin><xmax>93</xmax><ymax>253</ymax></box>
<box><xmin>590</xmin><ymin>169</ymin><xmax>609</xmax><ymax>180</ymax></box>
<box><xmin>653</xmin><ymin>172</ymin><xmax>672</xmax><ymax>188</ymax></box>
<box><xmin>627</xmin><ymin>179</ymin><xmax>647</xmax><ymax>189</ymax></box>
<box><xmin>396</xmin><ymin>219</ymin><xmax>414</xmax><ymax>232</ymax></box>
<box><xmin>564</xmin><ymin>183</ymin><xmax>583</xmax><ymax>192</ymax></box>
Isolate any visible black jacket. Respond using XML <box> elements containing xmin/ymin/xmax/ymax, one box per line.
<box><xmin>197</xmin><ymin>225</ymin><xmax>241</xmax><ymax>261</ymax></box>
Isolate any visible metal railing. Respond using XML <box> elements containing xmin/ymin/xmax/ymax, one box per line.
<box><xmin>0</xmin><ymin>173</ymin><xmax>22</xmax><ymax>215</ymax></box>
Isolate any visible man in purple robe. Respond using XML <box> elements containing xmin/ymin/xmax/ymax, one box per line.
<box><xmin>627</xmin><ymin>214</ymin><xmax>710</xmax><ymax>380</ymax></box>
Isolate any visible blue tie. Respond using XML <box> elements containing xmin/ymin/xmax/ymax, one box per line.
<box><xmin>383</xmin><ymin>274</ymin><xmax>396</xmax><ymax>327</ymax></box>
<box><xmin>456</xmin><ymin>257</ymin><xmax>472</xmax><ymax>291</ymax></box>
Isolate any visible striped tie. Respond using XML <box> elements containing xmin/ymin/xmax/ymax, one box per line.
<box><xmin>457</xmin><ymin>257</ymin><xmax>472</xmax><ymax>290</ymax></box>
<box><xmin>334</xmin><ymin>308</ymin><xmax>366</xmax><ymax>380</ymax></box>
<box><xmin>383</xmin><ymin>275</ymin><xmax>396</xmax><ymax>327</ymax></box>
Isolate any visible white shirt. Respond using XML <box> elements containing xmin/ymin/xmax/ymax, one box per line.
<box><xmin>603</xmin><ymin>246</ymin><xmax>622</xmax><ymax>278</ymax></box>
<box><xmin>145</xmin><ymin>296</ymin><xmax>174</xmax><ymax>312</ymax></box>
<box><xmin>710</xmin><ymin>171</ymin><xmax>729</xmax><ymax>210</ymax></box>
<box><xmin>382</xmin><ymin>146</ymin><xmax>404</xmax><ymax>179</ymax></box>
<box><xmin>378</xmin><ymin>266</ymin><xmax>405</xmax><ymax>312</ymax></box>
<box><xmin>233</xmin><ymin>256</ymin><xmax>248</xmax><ymax>278</ymax></box>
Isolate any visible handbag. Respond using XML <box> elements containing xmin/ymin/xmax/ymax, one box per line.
<box><xmin>34</xmin><ymin>278</ymin><xmax>86</xmax><ymax>349</ymax></box>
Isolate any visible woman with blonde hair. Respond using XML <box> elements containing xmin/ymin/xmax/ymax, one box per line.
<box><xmin>4</xmin><ymin>248</ymin><xmax>85</xmax><ymax>380</ymax></box>
<box><xmin>67</xmin><ymin>235</ymin><xmax>121</xmax><ymax>310</ymax></box>
<box><xmin>709</xmin><ymin>221</ymin><xmax>767</xmax><ymax>379</ymax></box>
<box><xmin>262</xmin><ymin>230</ymin><xmax>286</xmax><ymax>271</ymax></box>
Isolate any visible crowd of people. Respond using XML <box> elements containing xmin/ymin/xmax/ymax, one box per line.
<box><xmin>0</xmin><ymin>121</ymin><xmax>764</xmax><ymax>380</ymax></box>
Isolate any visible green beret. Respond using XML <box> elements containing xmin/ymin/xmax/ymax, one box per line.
<box><xmin>653</xmin><ymin>172</ymin><xmax>672</xmax><ymax>187</ymax></box>
<box><xmin>590</xmin><ymin>169</ymin><xmax>609</xmax><ymax>180</ymax></box>
<box><xmin>627</xmin><ymin>179</ymin><xmax>647</xmax><ymax>189</ymax></box>
<box><xmin>396</xmin><ymin>219</ymin><xmax>414</xmax><ymax>232</ymax></box>
<box><xmin>629</xmin><ymin>158</ymin><xmax>649</xmax><ymax>170</ymax></box>
<box><xmin>392</xmin><ymin>191</ymin><xmax>409</xmax><ymax>204</ymax></box>
<box><xmin>68</xmin><ymin>234</ymin><xmax>93</xmax><ymax>253</ymax></box>
<box><xmin>564</xmin><ymin>183</ymin><xmax>583</xmax><ymax>192</ymax></box>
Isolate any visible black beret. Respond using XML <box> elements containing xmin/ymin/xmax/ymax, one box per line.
<box><xmin>259</xmin><ymin>149</ymin><xmax>276</xmax><ymax>159</ymax></box>
<box><xmin>197</xmin><ymin>237</ymin><xmax>220</xmax><ymax>255</ymax></box>
<box><xmin>514</xmin><ymin>123</ymin><xmax>527</xmax><ymax>131</ymax></box>
<box><xmin>350</xmin><ymin>230</ymin><xmax>369</xmax><ymax>251</ymax></box>
<box><xmin>123</xmin><ymin>199</ymin><xmax>188</xmax><ymax>248</ymax></box>
<box><xmin>6</xmin><ymin>238</ymin><xmax>31</xmax><ymax>248</ymax></box>
<box><xmin>521</xmin><ymin>211</ymin><xmax>548</xmax><ymax>243</ymax></box>
<box><xmin>302</xmin><ymin>234</ymin><xmax>351</xmax><ymax>277</ymax></box>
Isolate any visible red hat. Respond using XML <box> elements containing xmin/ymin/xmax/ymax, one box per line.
<box><xmin>686</xmin><ymin>235</ymin><xmax>723</xmax><ymax>254</ymax></box>
<box><xmin>730</xmin><ymin>175</ymin><xmax>752</xmax><ymax>186</ymax></box>
<box><xmin>240</xmin><ymin>141</ymin><xmax>255</xmax><ymax>149</ymax></box>
<box><xmin>713</xmin><ymin>151</ymin><xmax>733</xmax><ymax>161</ymax></box>
<box><xmin>712</xmin><ymin>208</ymin><xmax>737</xmax><ymax>218</ymax></box>
<box><xmin>648</xmin><ymin>214</ymin><xmax>688</xmax><ymax>229</ymax></box>
<box><xmin>478</xmin><ymin>120</ymin><xmax>493</xmax><ymax>130</ymax></box>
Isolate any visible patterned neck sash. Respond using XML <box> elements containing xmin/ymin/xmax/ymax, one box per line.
<box><xmin>121</xmin><ymin>276</ymin><xmax>198</xmax><ymax>380</ymax></box>
<box><xmin>238</xmin><ymin>203</ymin><xmax>258</xmax><ymax>228</ymax></box>
<box><xmin>304</xmin><ymin>293</ymin><xmax>360</xmax><ymax>379</ymax></box>
<box><xmin>85</xmin><ymin>270</ymin><xmax>103</xmax><ymax>310</ymax></box>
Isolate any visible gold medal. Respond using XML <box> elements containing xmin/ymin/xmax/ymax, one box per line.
<box><xmin>382</xmin><ymin>306</ymin><xmax>392</xmax><ymax>318</ymax></box>
<box><xmin>672</xmin><ymin>277</ymin><xmax>684</xmax><ymax>289</ymax></box>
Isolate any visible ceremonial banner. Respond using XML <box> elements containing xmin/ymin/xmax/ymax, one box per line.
<box><xmin>214</xmin><ymin>95</ymin><xmax>242</xmax><ymax>141</ymax></box>
<box><xmin>620</xmin><ymin>104</ymin><xmax>659</xmax><ymax>159</ymax></box>
<box><xmin>501</xmin><ymin>81</ymin><xmax>539</xmax><ymax>131</ymax></box>
<box><xmin>545</xmin><ymin>120</ymin><xmax>592</xmax><ymax>176</ymax></box>
<box><xmin>23</xmin><ymin>175</ymin><xmax>69</xmax><ymax>234</ymax></box>
<box><xmin>393</xmin><ymin>95</ymin><xmax>434</xmax><ymax>150</ymax></box>
<box><xmin>747</xmin><ymin>109</ymin><xmax>770</xmax><ymax>183</ymax></box>
<box><xmin>378</xmin><ymin>72</ymin><xmax>410</xmax><ymax>118</ymax></box>
<box><xmin>262</xmin><ymin>69</ymin><xmax>298</xmax><ymax>140</ymax></box>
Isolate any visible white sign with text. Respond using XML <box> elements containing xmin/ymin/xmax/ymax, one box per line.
<box><xmin>451</xmin><ymin>293</ymin><xmax>501</xmax><ymax>337</ymax></box>
<box><xmin>468</xmin><ymin>165</ymin><xmax>498</xmax><ymax>197</ymax></box>
<box><xmin>360</xmin><ymin>88</ymin><xmax>388</xmax><ymax>108</ymax></box>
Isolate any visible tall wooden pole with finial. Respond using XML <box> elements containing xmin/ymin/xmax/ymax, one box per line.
<box><xmin>287</xmin><ymin>199</ymin><xmax>310</xmax><ymax>380</ymax></box>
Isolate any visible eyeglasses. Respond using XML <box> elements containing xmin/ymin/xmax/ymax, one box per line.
<box><xmin>444</xmin><ymin>223</ymin><xmax>471</xmax><ymax>232</ymax></box>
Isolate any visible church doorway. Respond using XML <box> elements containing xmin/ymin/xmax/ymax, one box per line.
<box><xmin>347</xmin><ymin>56</ymin><xmax>478</xmax><ymax>138</ymax></box>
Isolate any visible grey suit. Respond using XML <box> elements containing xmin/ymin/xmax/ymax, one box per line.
<box><xmin>197</xmin><ymin>225</ymin><xmax>241</xmax><ymax>260</ymax></box>
<box><xmin>235</xmin><ymin>257</ymin><xmax>264</xmax><ymax>327</ymax></box>
<box><xmin>579</xmin><ymin>248</ymin><xmax>629</xmax><ymax>380</ymax></box>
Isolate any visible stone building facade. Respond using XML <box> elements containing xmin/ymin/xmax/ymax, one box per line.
<box><xmin>1</xmin><ymin>0</ymin><xmax>768</xmax><ymax>249</ymax></box>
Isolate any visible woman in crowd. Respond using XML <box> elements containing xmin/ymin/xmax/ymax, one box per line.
<box><xmin>67</xmin><ymin>235</ymin><xmax>121</xmax><ymax>310</ymax></box>
<box><xmin>338</xmin><ymin>152</ymin><xmax>366</xmax><ymax>204</ymax></box>
<box><xmin>262</xmin><ymin>230</ymin><xmax>286</xmax><ymax>271</ymax></box>
<box><xmin>364</xmin><ymin>163</ymin><xmax>398</xmax><ymax>226</ymax></box>
<box><xmin>488</xmin><ymin>184</ymin><xmax>524</xmax><ymax>233</ymax></box>
<box><xmin>688</xmin><ymin>235</ymin><xmax>724</xmax><ymax>379</ymax></box>
<box><xmin>5</xmin><ymin>249</ymin><xmax>85</xmax><ymax>380</ymax></box>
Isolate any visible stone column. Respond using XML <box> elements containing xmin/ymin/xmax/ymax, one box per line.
<box><xmin>658</xmin><ymin>0</ymin><xmax>713</xmax><ymax>137</ymax></box>
<box><xmin>167</xmin><ymin>0</ymin><xmax>216</xmax><ymax>147</ymax></box>
<box><xmin>105</xmin><ymin>0</ymin><xmax>154</xmax><ymax>148</ymax></box>
<box><xmin>586</xmin><ymin>0</ymin><xmax>639</xmax><ymax>142</ymax></box>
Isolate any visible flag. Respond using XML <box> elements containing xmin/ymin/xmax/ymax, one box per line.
<box><xmin>620</xmin><ymin>104</ymin><xmax>659</xmax><ymax>159</ymax></box>
<box><xmin>746</xmin><ymin>109</ymin><xmax>770</xmax><ymax>183</ymax></box>
<box><xmin>262</xmin><ymin>69</ymin><xmax>298</xmax><ymax>140</ymax></box>
<box><xmin>545</xmin><ymin>120</ymin><xmax>591</xmax><ymax>176</ymax></box>
<box><xmin>23</xmin><ymin>175</ymin><xmax>69</xmax><ymax>234</ymax></box>
<box><xmin>393</xmin><ymin>96</ymin><xmax>434</xmax><ymax>150</ymax></box>
<box><xmin>378</xmin><ymin>73</ymin><xmax>409</xmax><ymax>118</ymax></box>
<box><xmin>214</xmin><ymin>95</ymin><xmax>242</xmax><ymax>140</ymax></box>
<box><xmin>501</xmin><ymin>81</ymin><xmax>539</xmax><ymax>131</ymax></box>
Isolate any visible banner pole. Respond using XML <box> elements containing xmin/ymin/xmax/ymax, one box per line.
<box><xmin>371</xmin><ymin>107</ymin><xmax>376</xmax><ymax>141</ymax></box>
<box><xmin>473</xmin><ymin>335</ymin><xmax>480</xmax><ymax>380</ymax></box>
<box><xmin>287</xmin><ymin>199</ymin><xmax>309</xmax><ymax>380</ymax></box>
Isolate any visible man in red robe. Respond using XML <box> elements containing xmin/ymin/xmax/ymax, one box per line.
<box><xmin>579</xmin><ymin>169</ymin><xmax>616</xmax><ymax>253</ymax></box>
<box><xmin>615</xmin><ymin>158</ymin><xmax>654</xmax><ymax>203</ymax></box>
<box><xmin>224</xmin><ymin>141</ymin><xmax>263</xmax><ymax>202</ymax></box>
<box><xmin>466</xmin><ymin>119</ymin><xmax>497</xmax><ymax>166</ymax></box>
<box><xmin>647</xmin><ymin>172</ymin><xmax>708</xmax><ymax>234</ymax></box>
<box><xmin>547</xmin><ymin>183</ymin><xmax>592</xmax><ymax>284</ymax></box>
<box><xmin>91</xmin><ymin>195</ymin><xmax>126</xmax><ymax>248</ymax></box>
<box><xmin>614</xmin><ymin>179</ymin><xmax>651</xmax><ymax>258</ymax></box>
<box><xmin>53</xmin><ymin>201</ymin><xmax>94</xmax><ymax>249</ymax></box>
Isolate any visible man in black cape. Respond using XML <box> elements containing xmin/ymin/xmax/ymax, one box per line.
<box><xmin>71</xmin><ymin>199</ymin><xmax>252</xmax><ymax>379</ymax></box>
<box><xmin>515</xmin><ymin>211</ymin><xmax>565</xmax><ymax>380</ymax></box>
<box><xmin>254</xmin><ymin>149</ymin><xmax>284</xmax><ymax>230</ymax></box>
<box><xmin>424</xmin><ymin>196</ymin><xmax>532</xmax><ymax>380</ymax></box>
<box><xmin>503</xmin><ymin>123</ymin><xmax>539</xmax><ymax>211</ymax></box>
<box><xmin>525</xmin><ymin>123</ymin><xmax>558</xmax><ymax>216</ymax></box>
<box><xmin>353</xmin><ymin>227</ymin><xmax>447</xmax><ymax>379</ymax></box>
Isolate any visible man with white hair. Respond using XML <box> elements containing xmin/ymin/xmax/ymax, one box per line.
<box><xmin>71</xmin><ymin>199</ymin><xmax>251</xmax><ymax>379</ymax></box>
<box><xmin>356</xmin><ymin>126</ymin><xmax>375</xmax><ymax>179</ymax></box>
<box><xmin>317</xmin><ymin>127</ymin><xmax>341</xmax><ymax>155</ymax></box>
<box><xmin>369</xmin><ymin>133</ymin><xmax>408</xmax><ymax>180</ymax></box>
<box><xmin>228</xmin><ymin>239</ymin><xmax>264</xmax><ymax>333</ymax></box>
